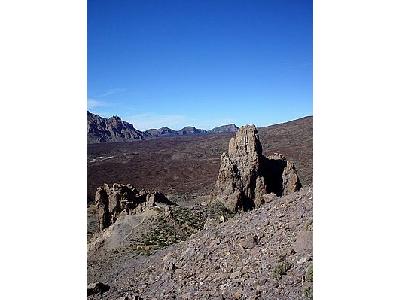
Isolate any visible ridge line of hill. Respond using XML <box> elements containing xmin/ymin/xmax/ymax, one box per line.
<box><xmin>87</xmin><ymin>111</ymin><xmax>312</xmax><ymax>144</ymax></box>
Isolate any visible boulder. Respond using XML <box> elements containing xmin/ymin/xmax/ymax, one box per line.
<box><xmin>87</xmin><ymin>282</ymin><xmax>110</xmax><ymax>296</ymax></box>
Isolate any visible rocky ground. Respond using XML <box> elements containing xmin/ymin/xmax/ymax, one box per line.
<box><xmin>88</xmin><ymin>187</ymin><xmax>313</xmax><ymax>300</ymax></box>
<box><xmin>87</xmin><ymin>118</ymin><xmax>313</xmax><ymax>299</ymax></box>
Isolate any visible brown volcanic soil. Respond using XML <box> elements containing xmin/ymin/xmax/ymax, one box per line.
<box><xmin>87</xmin><ymin>116</ymin><xmax>312</xmax><ymax>203</ymax></box>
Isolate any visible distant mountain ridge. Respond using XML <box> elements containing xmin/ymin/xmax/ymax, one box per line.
<box><xmin>209</xmin><ymin>124</ymin><xmax>238</xmax><ymax>134</ymax></box>
<box><xmin>144</xmin><ymin>126</ymin><xmax>209</xmax><ymax>138</ymax></box>
<box><xmin>87</xmin><ymin>111</ymin><xmax>144</xmax><ymax>143</ymax></box>
<box><xmin>87</xmin><ymin>111</ymin><xmax>238</xmax><ymax>143</ymax></box>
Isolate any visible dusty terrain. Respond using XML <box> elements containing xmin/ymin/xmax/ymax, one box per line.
<box><xmin>88</xmin><ymin>187</ymin><xmax>313</xmax><ymax>299</ymax></box>
<box><xmin>87</xmin><ymin>116</ymin><xmax>313</xmax><ymax>299</ymax></box>
<box><xmin>87</xmin><ymin>116</ymin><xmax>312</xmax><ymax>203</ymax></box>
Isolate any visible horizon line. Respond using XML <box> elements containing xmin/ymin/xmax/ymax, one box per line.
<box><xmin>88</xmin><ymin>110</ymin><xmax>313</xmax><ymax>132</ymax></box>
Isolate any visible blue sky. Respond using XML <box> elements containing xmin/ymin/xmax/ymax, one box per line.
<box><xmin>88</xmin><ymin>0</ymin><xmax>312</xmax><ymax>130</ymax></box>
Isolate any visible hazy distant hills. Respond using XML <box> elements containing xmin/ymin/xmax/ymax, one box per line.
<box><xmin>144</xmin><ymin>126</ymin><xmax>207</xmax><ymax>138</ymax></box>
<box><xmin>209</xmin><ymin>124</ymin><xmax>239</xmax><ymax>134</ymax></box>
<box><xmin>87</xmin><ymin>111</ymin><xmax>239</xmax><ymax>143</ymax></box>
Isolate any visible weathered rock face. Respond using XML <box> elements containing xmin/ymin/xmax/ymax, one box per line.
<box><xmin>95</xmin><ymin>183</ymin><xmax>173</xmax><ymax>230</ymax></box>
<box><xmin>214</xmin><ymin>125</ymin><xmax>267</xmax><ymax>211</ymax></box>
<box><xmin>213</xmin><ymin>125</ymin><xmax>301</xmax><ymax>211</ymax></box>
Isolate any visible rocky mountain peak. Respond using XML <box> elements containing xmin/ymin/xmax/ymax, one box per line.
<box><xmin>210</xmin><ymin>124</ymin><xmax>239</xmax><ymax>134</ymax></box>
<box><xmin>87</xmin><ymin>111</ymin><xmax>144</xmax><ymax>143</ymax></box>
<box><xmin>178</xmin><ymin>126</ymin><xmax>207</xmax><ymax>135</ymax></box>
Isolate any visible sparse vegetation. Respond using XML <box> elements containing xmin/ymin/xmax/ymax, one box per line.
<box><xmin>88</xmin><ymin>184</ymin><xmax>314</xmax><ymax>300</ymax></box>
<box><xmin>305</xmin><ymin>264</ymin><xmax>313</xmax><ymax>282</ymax></box>
<box><xmin>273</xmin><ymin>261</ymin><xmax>292</xmax><ymax>280</ymax></box>
<box><xmin>138</xmin><ymin>204</ymin><xmax>235</xmax><ymax>251</ymax></box>
<box><xmin>304</xmin><ymin>286</ymin><xmax>313</xmax><ymax>299</ymax></box>
<box><xmin>140</xmin><ymin>207</ymin><xmax>204</xmax><ymax>250</ymax></box>
<box><xmin>305</xmin><ymin>219</ymin><xmax>313</xmax><ymax>231</ymax></box>
<box><xmin>207</xmin><ymin>201</ymin><xmax>235</xmax><ymax>220</ymax></box>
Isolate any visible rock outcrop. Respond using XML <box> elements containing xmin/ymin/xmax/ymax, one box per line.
<box><xmin>95</xmin><ymin>183</ymin><xmax>174</xmax><ymax>230</ymax></box>
<box><xmin>213</xmin><ymin>125</ymin><xmax>301</xmax><ymax>211</ymax></box>
<box><xmin>213</xmin><ymin>125</ymin><xmax>267</xmax><ymax>211</ymax></box>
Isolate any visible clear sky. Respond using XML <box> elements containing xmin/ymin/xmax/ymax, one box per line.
<box><xmin>88</xmin><ymin>0</ymin><xmax>312</xmax><ymax>130</ymax></box>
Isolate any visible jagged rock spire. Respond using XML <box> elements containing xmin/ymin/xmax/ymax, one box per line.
<box><xmin>213</xmin><ymin>125</ymin><xmax>301</xmax><ymax>212</ymax></box>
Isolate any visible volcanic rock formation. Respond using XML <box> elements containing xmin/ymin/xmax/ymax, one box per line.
<box><xmin>95</xmin><ymin>183</ymin><xmax>173</xmax><ymax>230</ymax></box>
<box><xmin>213</xmin><ymin>125</ymin><xmax>301</xmax><ymax>211</ymax></box>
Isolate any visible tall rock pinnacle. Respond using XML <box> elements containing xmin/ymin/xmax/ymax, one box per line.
<box><xmin>213</xmin><ymin>125</ymin><xmax>301</xmax><ymax>212</ymax></box>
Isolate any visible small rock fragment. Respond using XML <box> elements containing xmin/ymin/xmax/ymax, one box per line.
<box><xmin>87</xmin><ymin>282</ymin><xmax>110</xmax><ymax>296</ymax></box>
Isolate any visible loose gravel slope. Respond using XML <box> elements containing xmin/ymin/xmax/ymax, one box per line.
<box><xmin>88</xmin><ymin>186</ymin><xmax>313</xmax><ymax>300</ymax></box>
